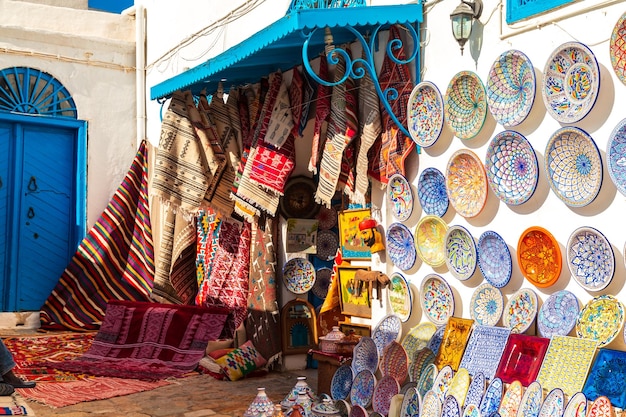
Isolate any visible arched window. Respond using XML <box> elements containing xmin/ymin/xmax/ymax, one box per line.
<box><xmin>0</xmin><ymin>67</ymin><xmax>77</xmax><ymax>118</ymax></box>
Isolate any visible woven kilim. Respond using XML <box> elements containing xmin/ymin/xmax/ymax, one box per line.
<box><xmin>309</xmin><ymin>55</ymin><xmax>331</xmax><ymax>174</ymax></box>
<box><xmin>40</xmin><ymin>141</ymin><xmax>154</xmax><ymax>331</ymax></box>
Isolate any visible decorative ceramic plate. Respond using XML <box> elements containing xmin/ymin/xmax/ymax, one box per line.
<box><xmin>349</xmin><ymin>404</ymin><xmax>368</xmax><ymax>417</ymax></box>
<box><xmin>470</xmin><ymin>283</ymin><xmax>504</xmax><ymax>326</ymax></box>
<box><xmin>496</xmin><ymin>333</ymin><xmax>550</xmax><ymax>387</ymax></box>
<box><xmin>352</xmin><ymin>336</ymin><xmax>379</xmax><ymax>375</ymax></box>
<box><xmin>537</xmin><ymin>290</ymin><xmax>579</xmax><ymax>338</ymax></box>
<box><xmin>447</xmin><ymin>367</ymin><xmax>470</xmax><ymax>408</ymax></box>
<box><xmin>415</xmin><ymin>215</ymin><xmax>449</xmax><ymax>267</ymax></box>
<box><xmin>435</xmin><ymin>317</ymin><xmax>474</xmax><ymax>371</ymax></box>
<box><xmin>409</xmin><ymin>348</ymin><xmax>436</xmax><ymax>383</ymax></box>
<box><xmin>428</xmin><ymin>325</ymin><xmax>446</xmax><ymax>355</ymax></box>
<box><xmin>372</xmin><ymin>314</ymin><xmax>403</xmax><ymax>357</ymax></box>
<box><xmin>587</xmin><ymin>396</ymin><xmax>615</xmax><ymax>417</ymax></box>
<box><xmin>316</xmin><ymin>229</ymin><xmax>339</xmax><ymax>261</ymax></box>
<box><xmin>380</xmin><ymin>341</ymin><xmax>409</xmax><ymax>384</ymax></box>
<box><xmin>312</xmin><ymin>267</ymin><xmax>333</xmax><ymax>299</ymax></box>
<box><xmin>499</xmin><ymin>380</ymin><xmax>523</xmax><ymax>417</ymax></box>
<box><xmin>480</xmin><ymin>378</ymin><xmax>504</xmax><ymax>417</ymax></box>
<box><xmin>577</xmin><ymin>295</ymin><xmax>624</xmax><ymax>347</ymax></box>
<box><xmin>316</xmin><ymin>205</ymin><xmax>338</xmax><ymax>230</ymax></box>
<box><xmin>583</xmin><ymin>348</ymin><xmax>626</xmax><ymax>409</ymax></box>
<box><xmin>386</xmin><ymin>223</ymin><xmax>417</xmax><ymax>271</ymax></box>
<box><xmin>331</xmin><ymin>364</ymin><xmax>354</xmax><ymax>400</ymax></box>
<box><xmin>538</xmin><ymin>388</ymin><xmax>565</xmax><ymax>417</ymax></box>
<box><xmin>399</xmin><ymin>387</ymin><xmax>421</xmax><ymax>417</ymax></box>
<box><xmin>486</xmin><ymin>49</ymin><xmax>536</xmax><ymax>127</ymax></box>
<box><xmin>545</xmin><ymin>126</ymin><xmax>602</xmax><ymax>207</ymax></box>
<box><xmin>567</xmin><ymin>226</ymin><xmax>615</xmax><ymax>291</ymax></box>
<box><xmin>446</xmin><ymin>149</ymin><xmax>488</xmax><ymax>218</ymax></box>
<box><xmin>432</xmin><ymin>365</ymin><xmax>455</xmax><ymax>403</ymax></box>
<box><xmin>335</xmin><ymin>399</ymin><xmax>351</xmax><ymax>417</ymax></box>
<box><xmin>444</xmin><ymin>71</ymin><xmax>488</xmax><ymax>139</ymax></box>
<box><xmin>537</xmin><ymin>335</ymin><xmax>598</xmax><ymax>397</ymax></box>
<box><xmin>408</xmin><ymin>80</ymin><xmax>445</xmax><ymax>148</ymax></box>
<box><xmin>402</xmin><ymin>323</ymin><xmax>437</xmax><ymax>364</ymax></box>
<box><xmin>611</xmin><ymin>12</ymin><xmax>626</xmax><ymax>85</ymax></box>
<box><xmin>417</xmin><ymin>363</ymin><xmax>438</xmax><ymax>399</ymax></box>
<box><xmin>445</xmin><ymin>225</ymin><xmax>477</xmax><ymax>281</ymax></box>
<box><xmin>464</xmin><ymin>371</ymin><xmax>485</xmax><ymax>409</ymax></box>
<box><xmin>485</xmin><ymin>130</ymin><xmax>538</xmax><ymax>205</ymax></box>
<box><xmin>459</xmin><ymin>325</ymin><xmax>511</xmax><ymax>380</ymax></box>
<box><xmin>442</xmin><ymin>394</ymin><xmax>462</xmax><ymax>417</ymax></box>
<box><xmin>563</xmin><ymin>392</ymin><xmax>587</xmax><ymax>417</ymax></box>
<box><xmin>282</xmin><ymin>257</ymin><xmax>316</xmax><ymax>294</ymax></box>
<box><xmin>420</xmin><ymin>274</ymin><xmax>455</xmax><ymax>326</ymax></box>
<box><xmin>517</xmin><ymin>226</ymin><xmax>562</xmax><ymax>288</ymax></box>
<box><xmin>350</xmin><ymin>370</ymin><xmax>377</xmax><ymax>409</ymax></box>
<box><xmin>400</xmin><ymin>381</ymin><xmax>418</xmax><ymax>396</ymax></box>
<box><xmin>464</xmin><ymin>404</ymin><xmax>481</xmax><ymax>417</ymax></box>
<box><xmin>388</xmin><ymin>272</ymin><xmax>413</xmax><ymax>322</ymax></box>
<box><xmin>502</xmin><ymin>287</ymin><xmax>538</xmax><ymax>334</ymax></box>
<box><xmin>517</xmin><ymin>381</ymin><xmax>543</xmax><ymax>417</ymax></box>
<box><xmin>607</xmin><ymin>118</ymin><xmax>626</xmax><ymax>196</ymax></box>
<box><xmin>422</xmin><ymin>390</ymin><xmax>442</xmax><ymax>417</ymax></box>
<box><xmin>388</xmin><ymin>174</ymin><xmax>414</xmax><ymax>222</ymax></box>
<box><xmin>477</xmin><ymin>230</ymin><xmax>512</xmax><ymax>288</ymax></box>
<box><xmin>418</xmin><ymin>167</ymin><xmax>449</xmax><ymax>218</ymax></box>
<box><xmin>372</xmin><ymin>375</ymin><xmax>400</xmax><ymax>416</ymax></box>
<box><xmin>542</xmin><ymin>41</ymin><xmax>600</xmax><ymax>123</ymax></box>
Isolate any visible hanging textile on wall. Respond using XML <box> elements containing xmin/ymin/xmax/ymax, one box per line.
<box><xmin>195</xmin><ymin>208</ymin><xmax>222</xmax><ymax>306</ymax></box>
<box><xmin>338</xmin><ymin>61</ymin><xmax>359</xmax><ymax>197</ymax></box>
<box><xmin>308</xmin><ymin>55</ymin><xmax>331</xmax><ymax>174</ymax></box>
<box><xmin>40</xmin><ymin>141</ymin><xmax>154</xmax><ymax>331</ymax></box>
<box><xmin>289</xmin><ymin>67</ymin><xmax>304</xmax><ymax>137</ymax></box>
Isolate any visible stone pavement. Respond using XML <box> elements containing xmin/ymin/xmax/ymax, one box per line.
<box><xmin>22</xmin><ymin>368</ymin><xmax>318</xmax><ymax>417</ymax></box>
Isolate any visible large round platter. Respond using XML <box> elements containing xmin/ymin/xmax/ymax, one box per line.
<box><xmin>387</xmin><ymin>173</ymin><xmax>414</xmax><ymax>222</ymax></box>
<box><xmin>388</xmin><ymin>272</ymin><xmax>413</xmax><ymax>322</ymax></box>
<box><xmin>399</xmin><ymin>387</ymin><xmax>421</xmax><ymax>417</ymax></box>
<box><xmin>563</xmin><ymin>392</ymin><xmax>587</xmax><ymax>417</ymax></box>
<box><xmin>415</xmin><ymin>215</ymin><xmax>449</xmax><ymax>267</ymax></box>
<box><xmin>408</xmin><ymin>80</ymin><xmax>445</xmax><ymax>147</ymax></box>
<box><xmin>350</xmin><ymin>370</ymin><xmax>377</xmax><ymax>409</ymax></box>
<box><xmin>386</xmin><ymin>222</ymin><xmax>417</xmax><ymax>271</ymax></box>
<box><xmin>517</xmin><ymin>226</ymin><xmax>562</xmax><ymax>288</ymax></box>
<box><xmin>420</xmin><ymin>274</ymin><xmax>455</xmax><ymax>326</ymax></box>
<box><xmin>611</xmin><ymin>13</ymin><xmax>626</xmax><ymax>86</ymax></box>
<box><xmin>545</xmin><ymin>126</ymin><xmax>602</xmax><ymax>207</ymax></box>
<box><xmin>537</xmin><ymin>290</ymin><xmax>579</xmax><ymax>338</ymax></box>
<box><xmin>352</xmin><ymin>336</ymin><xmax>379</xmax><ymax>375</ymax></box>
<box><xmin>538</xmin><ymin>388</ymin><xmax>565</xmax><ymax>417</ymax></box>
<box><xmin>542</xmin><ymin>41</ymin><xmax>600</xmax><ymax>123</ymax></box>
<box><xmin>331</xmin><ymin>364</ymin><xmax>354</xmax><ymax>400</ymax></box>
<box><xmin>446</xmin><ymin>149</ymin><xmax>488</xmax><ymax>218</ymax></box>
<box><xmin>576</xmin><ymin>295</ymin><xmax>624</xmax><ymax>347</ymax></box>
<box><xmin>607</xmin><ymin>118</ymin><xmax>626</xmax><ymax>196</ymax></box>
<box><xmin>477</xmin><ymin>230</ymin><xmax>513</xmax><ymax>288</ymax></box>
<box><xmin>372</xmin><ymin>375</ymin><xmax>400</xmax><ymax>416</ymax></box>
<box><xmin>380</xmin><ymin>341</ymin><xmax>409</xmax><ymax>384</ymax></box>
<box><xmin>418</xmin><ymin>167</ymin><xmax>449</xmax><ymax>217</ymax></box>
<box><xmin>445</xmin><ymin>225</ymin><xmax>477</xmax><ymax>281</ymax></box>
<box><xmin>470</xmin><ymin>283</ymin><xmax>504</xmax><ymax>326</ymax></box>
<box><xmin>444</xmin><ymin>71</ymin><xmax>488</xmax><ymax>140</ymax></box>
<box><xmin>282</xmin><ymin>257</ymin><xmax>316</xmax><ymax>294</ymax></box>
<box><xmin>566</xmin><ymin>226</ymin><xmax>615</xmax><ymax>292</ymax></box>
<box><xmin>402</xmin><ymin>323</ymin><xmax>437</xmax><ymax>363</ymax></box>
<box><xmin>517</xmin><ymin>381</ymin><xmax>543</xmax><ymax>417</ymax></box>
<box><xmin>372</xmin><ymin>314</ymin><xmax>403</xmax><ymax>357</ymax></box>
<box><xmin>486</xmin><ymin>49</ymin><xmax>536</xmax><ymax>127</ymax></box>
<box><xmin>502</xmin><ymin>288</ymin><xmax>538</xmax><ymax>334</ymax></box>
<box><xmin>485</xmin><ymin>130</ymin><xmax>538</xmax><ymax>205</ymax></box>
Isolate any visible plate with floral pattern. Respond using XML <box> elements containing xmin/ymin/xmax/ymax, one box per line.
<box><xmin>402</xmin><ymin>323</ymin><xmax>437</xmax><ymax>364</ymax></box>
<box><xmin>428</xmin><ymin>325</ymin><xmax>446</xmax><ymax>355</ymax></box>
<box><xmin>418</xmin><ymin>167</ymin><xmax>449</xmax><ymax>217</ymax></box>
<box><xmin>517</xmin><ymin>381</ymin><xmax>543</xmax><ymax>417</ymax></box>
<box><xmin>442</xmin><ymin>394</ymin><xmax>462</xmax><ymax>417</ymax></box>
<box><xmin>499</xmin><ymin>380</ymin><xmax>523</xmax><ymax>417</ymax></box>
<box><xmin>567</xmin><ymin>226</ymin><xmax>615</xmax><ymax>291</ymax></box>
<box><xmin>352</xmin><ymin>336</ymin><xmax>379</xmax><ymax>375</ymax></box>
<box><xmin>350</xmin><ymin>370</ymin><xmax>377</xmax><ymax>409</ymax></box>
<box><xmin>372</xmin><ymin>314</ymin><xmax>404</xmax><ymax>357</ymax></box>
<box><xmin>577</xmin><ymin>295</ymin><xmax>624</xmax><ymax>347</ymax></box>
<box><xmin>517</xmin><ymin>226</ymin><xmax>562</xmax><ymax>288</ymax></box>
<box><xmin>422</xmin><ymin>390</ymin><xmax>442</xmax><ymax>417</ymax></box>
<box><xmin>607</xmin><ymin>118</ymin><xmax>626</xmax><ymax>197</ymax></box>
<box><xmin>400</xmin><ymin>386</ymin><xmax>421</xmax><ymax>417</ymax></box>
<box><xmin>331</xmin><ymin>364</ymin><xmax>354</xmax><ymax>400</ymax></box>
<box><xmin>538</xmin><ymin>388</ymin><xmax>564</xmax><ymax>417</ymax></box>
<box><xmin>445</xmin><ymin>225</ymin><xmax>477</xmax><ymax>281</ymax></box>
<box><xmin>282</xmin><ymin>257</ymin><xmax>316</xmax><ymax>294</ymax></box>
<box><xmin>587</xmin><ymin>396</ymin><xmax>614</xmax><ymax>417</ymax></box>
<box><xmin>464</xmin><ymin>371</ymin><xmax>486</xmax><ymax>410</ymax></box>
<box><xmin>537</xmin><ymin>290</ymin><xmax>579</xmax><ymax>338</ymax></box>
<box><xmin>480</xmin><ymin>377</ymin><xmax>504</xmax><ymax>417</ymax></box>
<box><xmin>446</xmin><ymin>149</ymin><xmax>489</xmax><ymax>218</ymax></box>
<box><xmin>502</xmin><ymin>288</ymin><xmax>538</xmax><ymax>334</ymax></box>
<box><xmin>388</xmin><ymin>174</ymin><xmax>414</xmax><ymax>222</ymax></box>
<box><xmin>445</xmin><ymin>71</ymin><xmax>488</xmax><ymax>139</ymax></box>
<box><xmin>420</xmin><ymin>274</ymin><xmax>455</xmax><ymax>326</ymax></box>
<box><xmin>415</xmin><ymin>215</ymin><xmax>449</xmax><ymax>267</ymax></box>
<box><xmin>372</xmin><ymin>375</ymin><xmax>400</xmax><ymax>416</ymax></box>
<box><xmin>408</xmin><ymin>80</ymin><xmax>445</xmax><ymax>148</ymax></box>
<box><xmin>478</xmin><ymin>230</ymin><xmax>512</xmax><ymax>288</ymax></box>
<box><xmin>563</xmin><ymin>392</ymin><xmax>587</xmax><ymax>417</ymax></box>
<box><xmin>611</xmin><ymin>12</ymin><xmax>626</xmax><ymax>86</ymax></box>
<box><xmin>417</xmin><ymin>363</ymin><xmax>438</xmax><ymax>399</ymax></box>
<box><xmin>470</xmin><ymin>283</ymin><xmax>504</xmax><ymax>326</ymax></box>
<box><xmin>447</xmin><ymin>367</ymin><xmax>471</xmax><ymax>408</ymax></box>
<box><xmin>386</xmin><ymin>222</ymin><xmax>417</xmax><ymax>271</ymax></box>
<box><xmin>388</xmin><ymin>272</ymin><xmax>413</xmax><ymax>322</ymax></box>
<box><xmin>432</xmin><ymin>365</ymin><xmax>454</xmax><ymax>403</ymax></box>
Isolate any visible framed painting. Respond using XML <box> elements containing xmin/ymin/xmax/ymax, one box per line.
<box><xmin>338</xmin><ymin>266</ymin><xmax>372</xmax><ymax>318</ymax></box>
<box><xmin>339</xmin><ymin>321</ymin><xmax>372</xmax><ymax>337</ymax></box>
<box><xmin>338</xmin><ymin>208</ymin><xmax>372</xmax><ymax>259</ymax></box>
<box><xmin>286</xmin><ymin>218</ymin><xmax>318</xmax><ymax>254</ymax></box>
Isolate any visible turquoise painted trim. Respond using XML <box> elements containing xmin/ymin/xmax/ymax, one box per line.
<box><xmin>150</xmin><ymin>4</ymin><xmax>423</xmax><ymax>100</ymax></box>
<box><xmin>506</xmin><ymin>0</ymin><xmax>575</xmax><ymax>24</ymax></box>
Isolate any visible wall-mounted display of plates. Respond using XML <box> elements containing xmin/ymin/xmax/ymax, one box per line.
<box><xmin>415</xmin><ymin>215</ymin><xmax>448</xmax><ymax>267</ymax></box>
<box><xmin>446</xmin><ymin>149</ymin><xmax>488</xmax><ymax>218</ymax></box>
<box><xmin>445</xmin><ymin>225</ymin><xmax>478</xmax><ymax>281</ymax></box>
<box><xmin>566</xmin><ymin>226</ymin><xmax>615</xmax><ymax>292</ymax></box>
<box><xmin>517</xmin><ymin>226</ymin><xmax>562</xmax><ymax>288</ymax></box>
<box><xmin>418</xmin><ymin>167</ymin><xmax>449</xmax><ymax>217</ymax></box>
<box><xmin>408</xmin><ymin>80</ymin><xmax>445</xmax><ymax>148</ymax></box>
<box><xmin>477</xmin><ymin>230</ymin><xmax>513</xmax><ymax>288</ymax></box>
<box><xmin>444</xmin><ymin>71</ymin><xmax>488</xmax><ymax>140</ymax></box>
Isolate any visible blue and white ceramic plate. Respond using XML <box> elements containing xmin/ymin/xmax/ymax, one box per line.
<box><xmin>480</xmin><ymin>377</ymin><xmax>504</xmax><ymax>417</ymax></box>
<box><xmin>420</xmin><ymin>274</ymin><xmax>455</xmax><ymax>326</ymax></box>
<box><xmin>399</xmin><ymin>387</ymin><xmax>421</xmax><ymax>417</ymax></box>
<box><xmin>459</xmin><ymin>325</ymin><xmax>511</xmax><ymax>381</ymax></box>
<box><xmin>372</xmin><ymin>314</ymin><xmax>403</xmax><ymax>357</ymax></box>
<box><xmin>386</xmin><ymin>223</ymin><xmax>417</xmax><ymax>271</ymax></box>
<box><xmin>352</xmin><ymin>336</ymin><xmax>379</xmax><ymax>375</ymax></box>
<box><xmin>445</xmin><ymin>225</ymin><xmax>477</xmax><ymax>281</ymax></box>
<box><xmin>464</xmin><ymin>371</ymin><xmax>486</xmax><ymax>410</ymax></box>
<box><xmin>517</xmin><ymin>381</ymin><xmax>543</xmax><ymax>417</ymax></box>
<box><xmin>350</xmin><ymin>370</ymin><xmax>377</xmax><ymax>409</ymax></box>
<box><xmin>478</xmin><ymin>231</ymin><xmax>512</xmax><ymax>288</ymax></box>
<box><xmin>428</xmin><ymin>325</ymin><xmax>446</xmax><ymax>355</ymax></box>
<box><xmin>607</xmin><ymin>118</ymin><xmax>626</xmax><ymax>197</ymax></box>
<box><xmin>418</xmin><ymin>167</ymin><xmax>449</xmax><ymax>217</ymax></box>
<box><xmin>538</xmin><ymin>388</ymin><xmax>565</xmax><ymax>417</ymax></box>
<box><xmin>537</xmin><ymin>290</ymin><xmax>579</xmax><ymax>338</ymax></box>
<box><xmin>442</xmin><ymin>394</ymin><xmax>462</xmax><ymax>417</ymax></box>
<box><xmin>331</xmin><ymin>364</ymin><xmax>354</xmax><ymax>401</ymax></box>
<box><xmin>566</xmin><ymin>226</ymin><xmax>615</xmax><ymax>292</ymax></box>
<box><xmin>470</xmin><ymin>283</ymin><xmax>504</xmax><ymax>326</ymax></box>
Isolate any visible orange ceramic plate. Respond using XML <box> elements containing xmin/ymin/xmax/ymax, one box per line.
<box><xmin>517</xmin><ymin>226</ymin><xmax>562</xmax><ymax>288</ymax></box>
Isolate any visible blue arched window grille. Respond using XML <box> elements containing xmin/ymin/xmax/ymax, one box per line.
<box><xmin>0</xmin><ymin>67</ymin><xmax>77</xmax><ymax>118</ymax></box>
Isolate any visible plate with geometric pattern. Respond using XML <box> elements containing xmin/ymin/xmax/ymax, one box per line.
<box><xmin>566</xmin><ymin>226</ymin><xmax>615</xmax><ymax>292</ymax></box>
<box><xmin>408</xmin><ymin>80</ymin><xmax>445</xmax><ymax>148</ymax></box>
<box><xmin>445</xmin><ymin>225</ymin><xmax>478</xmax><ymax>281</ymax></box>
<box><xmin>478</xmin><ymin>230</ymin><xmax>513</xmax><ymax>288</ymax></box>
<box><xmin>446</xmin><ymin>149</ymin><xmax>489</xmax><ymax>218</ymax></box>
<box><xmin>445</xmin><ymin>71</ymin><xmax>488</xmax><ymax>140</ymax></box>
<box><xmin>607</xmin><ymin>118</ymin><xmax>626</xmax><ymax>197</ymax></box>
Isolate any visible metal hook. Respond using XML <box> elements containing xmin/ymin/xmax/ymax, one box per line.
<box><xmin>27</xmin><ymin>207</ymin><xmax>35</xmax><ymax>219</ymax></box>
<box><xmin>28</xmin><ymin>176</ymin><xmax>37</xmax><ymax>192</ymax></box>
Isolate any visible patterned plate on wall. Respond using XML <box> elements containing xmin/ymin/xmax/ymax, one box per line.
<box><xmin>408</xmin><ymin>347</ymin><xmax>436</xmax><ymax>382</ymax></box>
<box><xmin>316</xmin><ymin>230</ymin><xmax>339</xmax><ymax>261</ymax></box>
<box><xmin>485</xmin><ymin>130</ymin><xmax>539</xmax><ymax>205</ymax></box>
<box><xmin>428</xmin><ymin>324</ymin><xmax>446</xmax><ymax>355</ymax></box>
<box><xmin>480</xmin><ymin>377</ymin><xmax>504</xmax><ymax>417</ymax></box>
<box><xmin>386</xmin><ymin>222</ymin><xmax>417</xmax><ymax>271</ymax></box>
<box><xmin>464</xmin><ymin>371</ymin><xmax>486</xmax><ymax>410</ymax></box>
<box><xmin>402</xmin><ymin>323</ymin><xmax>437</xmax><ymax>363</ymax></box>
<box><xmin>399</xmin><ymin>387</ymin><xmax>421</xmax><ymax>417</ymax></box>
<box><xmin>420</xmin><ymin>274</ymin><xmax>455</xmax><ymax>326</ymax></box>
<box><xmin>502</xmin><ymin>287</ymin><xmax>538</xmax><ymax>334</ymax></box>
<box><xmin>486</xmin><ymin>49</ymin><xmax>536</xmax><ymax>127</ymax></box>
<box><xmin>442</xmin><ymin>394</ymin><xmax>462</xmax><ymax>417</ymax></box>
<box><xmin>417</xmin><ymin>363</ymin><xmax>438</xmax><ymax>398</ymax></box>
<box><xmin>432</xmin><ymin>364</ymin><xmax>455</xmax><ymax>403</ymax></box>
<box><xmin>372</xmin><ymin>375</ymin><xmax>400</xmax><ymax>416</ymax></box>
<box><xmin>446</xmin><ymin>149</ymin><xmax>488</xmax><ymax>218</ymax></box>
<box><xmin>444</xmin><ymin>71</ymin><xmax>488</xmax><ymax>140</ymax></box>
<box><xmin>408</xmin><ymin>80</ymin><xmax>445</xmax><ymax>148</ymax></box>
<box><xmin>576</xmin><ymin>295</ymin><xmax>624</xmax><ymax>347</ymax></box>
<box><xmin>435</xmin><ymin>317</ymin><xmax>474</xmax><ymax>372</ymax></box>
<box><xmin>470</xmin><ymin>283</ymin><xmax>504</xmax><ymax>326</ymax></box>
<box><xmin>517</xmin><ymin>381</ymin><xmax>543</xmax><ymax>417</ymax></box>
<box><xmin>282</xmin><ymin>257</ymin><xmax>316</xmax><ymax>294</ymax></box>
<box><xmin>387</xmin><ymin>173</ymin><xmax>414</xmax><ymax>222</ymax></box>
<box><xmin>422</xmin><ymin>390</ymin><xmax>442</xmax><ymax>417</ymax></box>
<box><xmin>545</xmin><ymin>126</ymin><xmax>602</xmax><ymax>207</ymax></box>
<box><xmin>607</xmin><ymin>118</ymin><xmax>626</xmax><ymax>197</ymax></box>
<box><xmin>538</xmin><ymin>388</ymin><xmax>565</xmax><ymax>417</ymax></box>
<box><xmin>372</xmin><ymin>314</ymin><xmax>404</xmax><ymax>357</ymax></box>
<box><xmin>380</xmin><ymin>341</ymin><xmax>409</xmax><ymax>384</ymax></box>
<box><xmin>331</xmin><ymin>364</ymin><xmax>354</xmax><ymax>400</ymax></box>
<box><xmin>418</xmin><ymin>167</ymin><xmax>449</xmax><ymax>217</ymax></box>
<box><xmin>352</xmin><ymin>336</ymin><xmax>379</xmax><ymax>375</ymax></box>
<box><xmin>477</xmin><ymin>230</ymin><xmax>513</xmax><ymax>288</ymax></box>
<box><xmin>388</xmin><ymin>272</ymin><xmax>413</xmax><ymax>322</ymax></box>
<box><xmin>587</xmin><ymin>396</ymin><xmax>614</xmax><ymax>417</ymax></box>
<box><xmin>542</xmin><ymin>41</ymin><xmax>600</xmax><ymax>123</ymax></box>
<box><xmin>610</xmin><ymin>12</ymin><xmax>626</xmax><ymax>86</ymax></box>
<box><xmin>563</xmin><ymin>392</ymin><xmax>587</xmax><ymax>417</ymax></box>
<box><xmin>445</xmin><ymin>225</ymin><xmax>478</xmax><ymax>281</ymax></box>
<box><xmin>448</xmin><ymin>367</ymin><xmax>471</xmax><ymax>407</ymax></box>
<box><xmin>415</xmin><ymin>215</ymin><xmax>449</xmax><ymax>267</ymax></box>
<box><xmin>583</xmin><ymin>348</ymin><xmax>626</xmax><ymax>409</ymax></box>
<box><xmin>537</xmin><ymin>290</ymin><xmax>579</xmax><ymax>338</ymax></box>
<box><xmin>566</xmin><ymin>226</ymin><xmax>615</xmax><ymax>292</ymax></box>
<box><xmin>517</xmin><ymin>226</ymin><xmax>562</xmax><ymax>288</ymax></box>
<box><xmin>499</xmin><ymin>380</ymin><xmax>523</xmax><ymax>417</ymax></box>
<box><xmin>350</xmin><ymin>370</ymin><xmax>377</xmax><ymax>409</ymax></box>
<box><xmin>312</xmin><ymin>267</ymin><xmax>333</xmax><ymax>299</ymax></box>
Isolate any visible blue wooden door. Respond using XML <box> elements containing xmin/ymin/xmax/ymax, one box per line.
<box><xmin>0</xmin><ymin>113</ymin><xmax>86</xmax><ymax>311</ymax></box>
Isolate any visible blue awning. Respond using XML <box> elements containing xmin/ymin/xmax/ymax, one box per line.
<box><xmin>150</xmin><ymin>4</ymin><xmax>423</xmax><ymax>100</ymax></box>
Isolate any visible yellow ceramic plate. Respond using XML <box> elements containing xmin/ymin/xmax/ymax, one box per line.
<box><xmin>415</xmin><ymin>215</ymin><xmax>448</xmax><ymax>267</ymax></box>
<box><xmin>446</xmin><ymin>149</ymin><xmax>488</xmax><ymax>218</ymax></box>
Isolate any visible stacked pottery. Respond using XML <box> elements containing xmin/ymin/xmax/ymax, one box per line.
<box><xmin>244</xmin><ymin>387</ymin><xmax>275</xmax><ymax>417</ymax></box>
<box><xmin>312</xmin><ymin>397</ymin><xmax>342</xmax><ymax>417</ymax></box>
